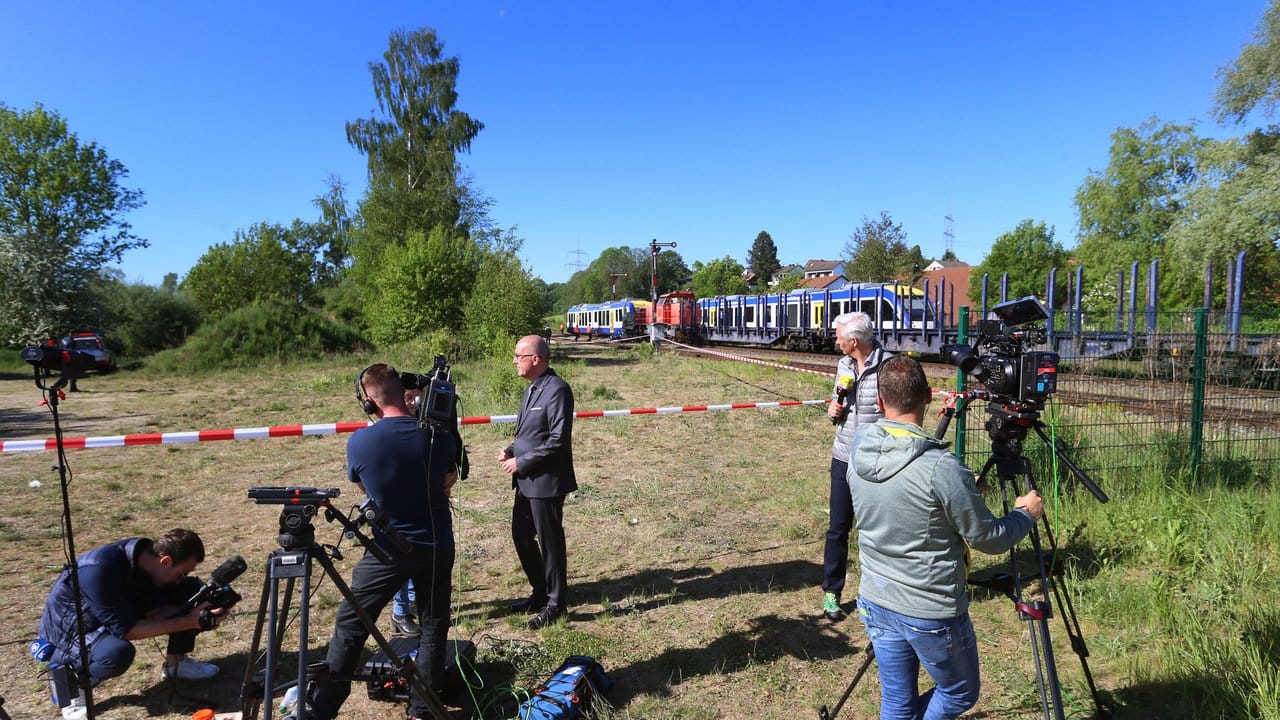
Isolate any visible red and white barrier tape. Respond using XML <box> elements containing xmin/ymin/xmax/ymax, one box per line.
<box><xmin>0</xmin><ymin>399</ymin><xmax>827</xmax><ymax>453</ymax></box>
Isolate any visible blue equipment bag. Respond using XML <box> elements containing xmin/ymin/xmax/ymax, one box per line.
<box><xmin>513</xmin><ymin>655</ymin><xmax>612</xmax><ymax>720</ymax></box>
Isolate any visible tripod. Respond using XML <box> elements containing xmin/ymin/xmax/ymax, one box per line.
<box><xmin>817</xmin><ymin>392</ymin><xmax>1114</xmax><ymax>720</ymax></box>
<box><xmin>23</xmin><ymin>353</ymin><xmax>97</xmax><ymax>719</ymax></box>
<box><xmin>238</xmin><ymin>489</ymin><xmax>451</xmax><ymax>720</ymax></box>
<box><xmin>971</xmin><ymin>401</ymin><xmax>1112</xmax><ymax>720</ymax></box>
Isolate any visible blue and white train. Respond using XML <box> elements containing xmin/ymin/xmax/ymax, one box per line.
<box><xmin>566</xmin><ymin>283</ymin><xmax>939</xmax><ymax>352</ymax></box>
<box><xmin>696</xmin><ymin>282</ymin><xmax>937</xmax><ymax>351</ymax></box>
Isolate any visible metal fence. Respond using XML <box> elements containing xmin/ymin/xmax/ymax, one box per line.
<box><xmin>956</xmin><ymin>309</ymin><xmax>1280</xmax><ymax>493</ymax></box>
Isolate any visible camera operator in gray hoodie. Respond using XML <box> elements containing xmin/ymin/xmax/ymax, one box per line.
<box><xmin>848</xmin><ymin>355</ymin><xmax>1043</xmax><ymax>720</ymax></box>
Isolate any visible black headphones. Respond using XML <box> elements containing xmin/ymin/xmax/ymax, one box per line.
<box><xmin>355</xmin><ymin>364</ymin><xmax>385</xmax><ymax>416</ymax></box>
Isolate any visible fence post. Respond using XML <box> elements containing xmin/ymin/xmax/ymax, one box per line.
<box><xmin>1190</xmin><ymin>307</ymin><xmax>1208</xmax><ymax>481</ymax></box>
<box><xmin>955</xmin><ymin>307</ymin><xmax>969</xmax><ymax>459</ymax></box>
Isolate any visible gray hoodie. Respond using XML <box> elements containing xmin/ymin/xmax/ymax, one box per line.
<box><xmin>848</xmin><ymin>418</ymin><xmax>1034</xmax><ymax>619</ymax></box>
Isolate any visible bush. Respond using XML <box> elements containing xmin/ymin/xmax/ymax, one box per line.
<box><xmin>146</xmin><ymin>299</ymin><xmax>368</xmax><ymax>372</ymax></box>
<box><xmin>100</xmin><ymin>282</ymin><xmax>201</xmax><ymax>357</ymax></box>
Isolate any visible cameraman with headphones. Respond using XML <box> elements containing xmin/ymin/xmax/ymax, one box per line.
<box><xmin>308</xmin><ymin>364</ymin><xmax>456</xmax><ymax>720</ymax></box>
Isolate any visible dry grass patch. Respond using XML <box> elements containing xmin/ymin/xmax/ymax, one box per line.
<box><xmin>0</xmin><ymin>345</ymin><xmax>1135</xmax><ymax>719</ymax></box>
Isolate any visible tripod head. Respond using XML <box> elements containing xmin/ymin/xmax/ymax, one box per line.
<box><xmin>248</xmin><ymin>486</ymin><xmax>340</xmax><ymax>549</ymax></box>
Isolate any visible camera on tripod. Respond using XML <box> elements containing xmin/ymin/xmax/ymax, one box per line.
<box><xmin>400</xmin><ymin>355</ymin><xmax>457</xmax><ymax>428</ymax></box>
<box><xmin>942</xmin><ymin>296</ymin><xmax>1059</xmax><ymax>408</ymax></box>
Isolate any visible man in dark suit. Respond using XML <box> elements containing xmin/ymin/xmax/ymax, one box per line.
<box><xmin>499</xmin><ymin>334</ymin><xmax>577</xmax><ymax>630</ymax></box>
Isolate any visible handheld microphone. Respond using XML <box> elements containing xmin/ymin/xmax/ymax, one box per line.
<box><xmin>831</xmin><ymin>375</ymin><xmax>854</xmax><ymax>425</ymax></box>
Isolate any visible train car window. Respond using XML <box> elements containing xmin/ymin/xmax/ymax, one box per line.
<box><xmin>744</xmin><ymin>306</ymin><xmax>755</xmax><ymax>324</ymax></box>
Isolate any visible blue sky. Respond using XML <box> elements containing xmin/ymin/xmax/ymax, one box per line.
<box><xmin>1</xmin><ymin>1</ymin><xmax>1269</xmax><ymax>287</ymax></box>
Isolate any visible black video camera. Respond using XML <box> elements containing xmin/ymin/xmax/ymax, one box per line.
<box><xmin>942</xmin><ymin>296</ymin><xmax>1059</xmax><ymax>407</ymax></box>
<box><xmin>400</xmin><ymin>355</ymin><xmax>458</xmax><ymax>428</ymax></box>
<box><xmin>402</xmin><ymin>355</ymin><xmax>470</xmax><ymax>480</ymax></box>
<box><xmin>185</xmin><ymin>556</ymin><xmax>246</xmax><ymax>629</ymax></box>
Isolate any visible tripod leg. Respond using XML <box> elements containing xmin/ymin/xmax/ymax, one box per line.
<box><xmin>998</xmin><ymin>460</ymin><xmax>1066</xmax><ymax>720</ymax></box>
<box><xmin>240</xmin><ymin>562</ymin><xmax>275</xmax><ymax>719</ymax></box>
<box><xmin>311</xmin><ymin>549</ymin><xmax>453</xmax><ymax>720</ymax></box>
<box><xmin>817</xmin><ymin>645</ymin><xmax>875</xmax><ymax>720</ymax></box>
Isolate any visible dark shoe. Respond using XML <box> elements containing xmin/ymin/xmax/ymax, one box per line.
<box><xmin>391</xmin><ymin>612</ymin><xmax>421</xmax><ymax>637</ymax></box>
<box><xmin>508</xmin><ymin>595</ymin><xmax>548</xmax><ymax>614</ymax></box>
<box><xmin>822</xmin><ymin>592</ymin><xmax>846</xmax><ymax>622</ymax></box>
<box><xmin>527</xmin><ymin>604</ymin><xmax>566</xmax><ymax>630</ymax></box>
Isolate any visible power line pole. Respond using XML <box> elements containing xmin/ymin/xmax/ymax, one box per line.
<box><xmin>944</xmin><ymin>212</ymin><xmax>955</xmax><ymax>258</ymax></box>
<box><xmin>566</xmin><ymin>241</ymin><xmax>587</xmax><ymax>275</ymax></box>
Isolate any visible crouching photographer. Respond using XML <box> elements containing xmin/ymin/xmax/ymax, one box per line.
<box><xmin>37</xmin><ymin>528</ymin><xmax>238</xmax><ymax>718</ymax></box>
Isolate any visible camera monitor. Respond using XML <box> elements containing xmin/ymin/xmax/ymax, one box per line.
<box><xmin>991</xmin><ymin>296</ymin><xmax>1049</xmax><ymax>326</ymax></box>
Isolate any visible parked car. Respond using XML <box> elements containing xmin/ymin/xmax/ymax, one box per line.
<box><xmin>62</xmin><ymin>332</ymin><xmax>116</xmax><ymax>373</ymax></box>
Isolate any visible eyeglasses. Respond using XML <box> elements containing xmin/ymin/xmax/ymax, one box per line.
<box><xmin>514</xmin><ymin>353</ymin><xmax>536</xmax><ymax>360</ymax></box>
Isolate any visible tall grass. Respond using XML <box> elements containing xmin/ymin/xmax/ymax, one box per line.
<box><xmin>1047</xmin><ymin>438</ymin><xmax>1280</xmax><ymax>718</ymax></box>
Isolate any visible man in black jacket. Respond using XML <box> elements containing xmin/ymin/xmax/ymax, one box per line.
<box><xmin>499</xmin><ymin>334</ymin><xmax>577</xmax><ymax>630</ymax></box>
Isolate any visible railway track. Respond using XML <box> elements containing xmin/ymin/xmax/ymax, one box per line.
<box><xmin>645</xmin><ymin>342</ymin><xmax>1280</xmax><ymax>432</ymax></box>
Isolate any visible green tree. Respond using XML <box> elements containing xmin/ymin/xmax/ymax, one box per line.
<box><xmin>843</xmin><ymin>211</ymin><xmax>912</xmax><ymax>282</ymax></box>
<box><xmin>636</xmin><ymin>248</ymin><xmax>690</xmax><ymax>300</ymax></box>
<box><xmin>560</xmin><ymin>246</ymin><xmax>689</xmax><ymax>307</ymax></box>
<box><xmin>1213</xmin><ymin>1</ymin><xmax>1280</xmax><ymax>124</ymax></box>
<box><xmin>561</xmin><ymin>246</ymin><xmax>643</xmax><ymax>306</ymax></box>
<box><xmin>181</xmin><ymin>223</ymin><xmax>316</xmax><ymax>317</ymax></box>
<box><xmin>462</xmin><ymin>233</ymin><xmax>546</xmax><ymax>355</ymax></box>
<box><xmin>1164</xmin><ymin>134</ymin><xmax>1280</xmax><ymax>309</ymax></box>
<box><xmin>747</xmin><ymin>230</ymin><xmax>781</xmax><ymax>287</ymax></box>
<box><xmin>1073</xmin><ymin>118</ymin><xmax>1203</xmax><ymax>286</ymax></box>
<box><xmin>967</xmin><ymin>220</ymin><xmax>1068</xmax><ymax>305</ymax></box>
<box><xmin>292</xmin><ymin>176</ymin><xmax>353</xmax><ymax>287</ymax></box>
<box><xmin>98</xmin><ymin>278</ymin><xmax>200</xmax><ymax>356</ymax></box>
<box><xmin>356</xmin><ymin>225</ymin><xmax>480</xmax><ymax>344</ymax></box>
<box><xmin>347</xmin><ymin>28</ymin><xmax>484</xmax><ymax>238</ymax></box>
<box><xmin>691</xmin><ymin>256</ymin><xmax>750</xmax><ymax>297</ymax></box>
<box><xmin>0</xmin><ymin>104</ymin><xmax>145</xmax><ymax>342</ymax></box>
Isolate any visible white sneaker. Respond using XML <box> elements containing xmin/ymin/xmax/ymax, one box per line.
<box><xmin>162</xmin><ymin>656</ymin><xmax>220</xmax><ymax>681</ymax></box>
<box><xmin>60</xmin><ymin>696</ymin><xmax>86</xmax><ymax>720</ymax></box>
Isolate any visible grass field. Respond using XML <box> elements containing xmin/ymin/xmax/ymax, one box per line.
<box><xmin>0</xmin><ymin>342</ymin><xmax>1277</xmax><ymax>719</ymax></box>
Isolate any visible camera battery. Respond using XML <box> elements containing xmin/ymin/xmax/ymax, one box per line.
<box><xmin>364</xmin><ymin>637</ymin><xmax>475</xmax><ymax>702</ymax></box>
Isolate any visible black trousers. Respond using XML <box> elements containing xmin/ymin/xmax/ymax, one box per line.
<box><xmin>511</xmin><ymin>490</ymin><xmax>569</xmax><ymax>608</ymax></box>
<box><xmin>823</xmin><ymin>457</ymin><xmax>854</xmax><ymax>597</ymax></box>
<box><xmin>310</xmin><ymin>545</ymin><xmax>454</xmax><ymax>720</ymax></box>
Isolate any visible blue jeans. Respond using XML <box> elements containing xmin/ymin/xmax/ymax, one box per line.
<box><xmin>393</xmin><ymin>580</ymin><xmax>415</xmax><ymax>616</ymax></box>
<box><xmin>856</xmin><ymin>597</ymin><xmax>980</xmax><ymax>720</ymax></box>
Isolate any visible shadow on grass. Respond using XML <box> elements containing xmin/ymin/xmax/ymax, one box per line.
<box><xmin>604</xmin><ymin>611</ymin><xmax>860</xmax><ymax>708</ymax></box>
<box><xmin>1108</xmin><ymin>676</ymin><xmax>1255</xmax><ymax>719</ymax></box>
<box><xmin>467</xmin><ymin>558</ymin><xmax>824</xmax><ymax>620</ymax></box>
